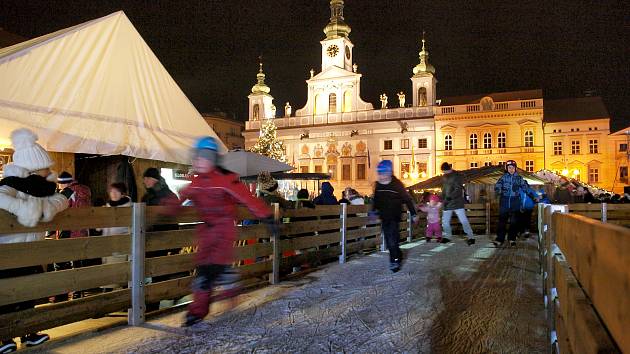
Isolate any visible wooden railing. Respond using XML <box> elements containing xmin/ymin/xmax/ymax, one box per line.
<box><xmin>539</xmin><ymin>204</ymin><xmax>629</xmax><ymax>353</ymax></box>
<box><xmin>0</xmin><ymin>203</ymin><xmax>416</xmax><ymax>339</ymax></box>
<box><xmin>567</xmin><ymin>203</ymin><xmax>630</xmax><ymax>228</ymax></box>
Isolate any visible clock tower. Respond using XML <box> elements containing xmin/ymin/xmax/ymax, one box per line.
<box><xmin>321</xmin><ymin>0</ymin><xmax>353</xmax><ymax>72</ymax></box>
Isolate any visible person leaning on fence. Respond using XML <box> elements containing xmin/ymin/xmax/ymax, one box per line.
<box><xmin>0</xmin><ymin>128</ymin><xmax>69</xmax><ymax>353</ymax></box>
<box><xmin>162</xmin><ymin>137</ymin><xmax>273</xmax><ymax>327</ymax></box>
<box><xmin>493</xmin><ymin>160</ymin><xmax>539</xmax><ymax>247</ymax></box>
<box><xmin>99</xmin><ymin>183</ymin><xmax>132</xmax><ymax>291</ymax></box>
<box><xmin>373</xmin><ymin>160</ymin><xmax>419</xmax><ymax>273</ymax></box>
<box><xmin>518</xmin><ymin>184</ymin><xmax>538</xmax><ymax>238</ymax></box>
<box><xmin>313</xmin><ymin>182</ymin><xmax>338</xmax><ymax>205</ymax></box>
<box><xmin>57</xmin><ymin>171</ymin><xmax>92</xmax><ymax>238</ymax></box>
<box><xmin>440</xmin><ymin>162</ymin><xmax>476</xmax><ymax>246</ymax></box>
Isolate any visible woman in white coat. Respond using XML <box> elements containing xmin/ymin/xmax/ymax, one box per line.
<box><xmin>0</xmin><ymin>129</ymin><xmax>68</xmax><ymax>352</ymax></box>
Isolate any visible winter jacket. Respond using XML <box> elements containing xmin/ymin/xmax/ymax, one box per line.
<box><xmin>101</xmin><ymin>196</ymin><xmax>132</xmax><ymax>236</ymax></box>
<box><xmin>259</xmin><ymin>190</ymin><xmax>293</xmax><ymax>210</ymax></box>
<box><xmin>349</xmin><ymin>196</ymin><xmax>365</xmax><ymax>205</ymax></box>
<box><xmin>313</xmin><ymin>182</ymin><xmax>338</xmax><ymax>205</ymax></box>
<box><xmin>167</xmin><ymin>167</ymin><xmax>272</xmax><ymax>265</ymax></box>
<box><xmin>494</xmin><ymin>172</ymin><xmax>530</xmax><ymax>199</ymax></box>
<box><xmin>59</xmin><ymin>182</ymin><xmax>92</xmax><ymax>238</ymax></box>
<box><xmin>373</xmin><ymin>176</ymin><xmax>417</xmax><ymax>221</ymax></box>
<box><xmin>0</xmin><ymin>164</ymin><xmax>68</xmax><ymax>244</ymax></box>
<box><xmin>441</xmin><ymin>171</ymin><xmax>466</xmax><ymax>210</ymax></box>
<box><xmin>418</xmin><ymin>202</ymin><xmax>442</xmax><ymax>224</ymax></box>
<box><xmin>141</xmin><ymin>178</ymin><xmax>179</xmax><ymax>207</ymax></box>
<box><xmin>520</xmin><ymin>188</ymin><xmax>537</xmax><ymax>211</ymax></box>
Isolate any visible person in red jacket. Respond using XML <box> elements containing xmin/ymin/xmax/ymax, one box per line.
<box><xmin>166</xmin><ymin>137</ymin><xmax>272</xmax><ymax>327</ymax></box>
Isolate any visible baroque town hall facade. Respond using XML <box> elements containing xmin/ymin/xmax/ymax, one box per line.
<box><xmin>243</xmin><ymin>0</ymin><xmax>629</xmax><ymax>196</ymax></box>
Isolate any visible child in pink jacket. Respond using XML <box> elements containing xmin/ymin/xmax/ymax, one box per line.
<box><xmin>418</xmin><ymin>194</ymin><xmax>443</xmax><ymax>243</ymax></box>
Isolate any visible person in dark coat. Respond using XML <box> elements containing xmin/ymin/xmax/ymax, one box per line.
<box><xmin>141</xmin><ymin>168</ymin><xmax>179</xmax><ymax>207</ymax></box>
<box><xmin>494</xmin><ymin>160</ymin><xmax>539</xmax><ymax>247</ymax></box>
<box><xmin>296</xmin><ymin>188</ymin><xmax>316</xmax><ymax>209</ymax></box>
<box><xmin>313</xmin><ymin>182</ymin><xmax>338</xmax><ymax>205</ymax></box>
<box><xmin>373</xmin><ymin>160</ymin><xmax>418</xmax><ymax>273</ymax></box>
<box><xmin>440</xmin><ymin>162</ymin><xmax>475</xmax><ymax>245</ymax></box>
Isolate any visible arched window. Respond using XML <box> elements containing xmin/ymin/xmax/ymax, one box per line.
<box><xmin>252</xmin><ymin>104</ymin><xmax>260</xmax><ymax>120</ymax></box>
<box><xmin>314</xmin><ymin>94</ymin><xmax>320</xmax><ymax>115</ymax></box>
<box><xmin>469</xmin><ymin>133</ymin><xmax>478</xmax><ymax>150</ymax></box>
<box><xmin>444</xmin><ymin>134</ymin><xmax>453</xmax><ymax>151</ymax></box>
<box><xmin>483</xmin><ymin>133</ymin><xmax>492</xmax><ymax>149</ymax></box>
<box><xmin>418</xmin><ymin>87</ymin><xmax>427</xmax><ymax>107</ymax></box>
<box><xmin>343</xmin><ymin>90</ymin><xmax>352</xmax><ymax>112</ymax></box>
<box><xmin>524</xmin><ymin>130</ymin><xmax>534</xmax><ymax>147</ymax></box>
<box><xmin>329</xmin><ymin>93</ymin><xmax>337</xmax><ymax>113</ymax></box>
<box><xmin>497</xmin><ymin>132</ymin><xmax>506</xmax><ymax>148</ymax></box>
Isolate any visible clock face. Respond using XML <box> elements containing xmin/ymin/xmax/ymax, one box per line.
<box><xmin>345</xmin><ymin>46</ymin><xmax>351</xmax><ymax>59</ymax></box>
<box><xmin>327</xmin><ymin>45</ymin><xmax>339</xmax><ymax>57</ymax></box>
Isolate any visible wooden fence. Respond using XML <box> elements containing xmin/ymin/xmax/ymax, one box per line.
<box><xmin>566</xmin><ymin>203</ymin><xmax>630</xmax><ymax>228</ymax></box>
<box><xmin>0</xmin><ymin>203</ymin><xmax>420</xmax><ymax>340</ymax></box>
<box><xmin>539</xmin><ymin>204</ymin><xmax>630</xmax><ymax>353</ymax></box>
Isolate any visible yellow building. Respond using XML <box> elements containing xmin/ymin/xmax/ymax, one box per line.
<box><xmin>202</xmin><ymin>113</ymin><xmax>245</xmax><ymax>150</ymax></box>
<box><xmin>543</xmin><ymin>97</ymin><xmax>613</xmax><ymax>189</ymax></box>
<box><xmin>435</xmin><ymin>90</ymin><xmax>545</xmax><ymax>174</ymax></box>
<box><xmin>608</xmin><ymin>126</ymin><xmax>630</xmax><ymax>194</ymax></box>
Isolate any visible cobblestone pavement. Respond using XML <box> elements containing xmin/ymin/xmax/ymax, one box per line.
<box><xmin>35</xmin><ymin>237</ymin><xmax>547</xmax><ymax>354</ymax></box>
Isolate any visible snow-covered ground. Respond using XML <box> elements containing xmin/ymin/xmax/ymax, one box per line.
<box><xmin>32</xmin><ymin>237</ymin><xmax>546</xmax><ymax>353</ymax></box>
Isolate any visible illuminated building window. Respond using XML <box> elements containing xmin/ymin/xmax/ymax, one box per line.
<box><xmin>314</xmin><ymin>165</ymin><xmax>323</xmax><ymax>173</ymax></box>
<box><xmin>484</xmin><ymin>162</ymin><xmax>493</xmax><ymax>167</ymax></box>
<box><xmin>401</xmin><ymin>162</ymin><xmax>411</xmax><ymax>178</ymax></box>
<box><xmin>553</xmin><ymin>141</ymin><xmax>562</xmax><ymax>155</ymax></box>
<box><xmin>469</xmin><ymin>133</ymin><xmax>478</xmax><ymax>150</ymax></box>
<box><xmin>620</xmin><ymin>166</ymin><xmax>628</xmax><ymax>183</ymax></box>
<box><xmin>342</xmin><ymin>164</ymin><xmax>351</xmax><ymax>180</ymax></box>
<box><xmin>497</xmin><ymin>132</ymin><xmax>506</xmax><ymax>148</ymax></box>
<box><xmin>444</xmin><ymin>135</ymin><xmax>453</xmax><ymax>151</ymax></box>
<box><xmin>524</xmin><ymin>130</ymin><xmax>534</xmax><ymax>147</ymax></box>
<box><xmin>401</xmin><ymin>139</ymin><xmax>409</xmax><ymax>149</ymax></box>
<box><xmin>498</xmin><ymin>161</ymin><xmax>505</xmax><ymax>166</ymax></box>
<box><xmin>300</xmin><ymin>166</ymin><xmax>309</xmax><ymax>173</ymax></box>
<box><xmin>384</xmin><ymin>140</ymin><xmax>393</xmax><ymax>150</ymax></box>
<box><xmin>418</xmin><ymin>138</ymin><xmax>427</xmax><ymax>149</ymax></box>
<box><xmin>619</xmin><ymin>143</ymin><xmax>628</xmax><ymax>152</ymax></box>
<box><xmin>571</xmin><ymin>140</ymin><xmax>580</xmax><ymax>155</ymax></box>
<box><xmin>589</xmin><ymin>168</ymin><xmax>599</xmax><ymax>183</ymax></box>
<box><xmin>343</xmin><ymin>91</ymin><xmax>352</xmax><ymax>112</ymax></box>
<box><xmin>525</xmin><ymin>160</ymin><xmax>534</xmax><ymax>172</ymax></box>
<box><xmin>329</xmin><ymin>93</ymin><xmax>337</xmax><ymax>112</ymax></box>
<box><xmin>314</xmin><ymin>94</ymin><xmax>321</xmax><ymax>115</ymax></box>
<box><xmin>589</xmin><ymin>139</ymin><xmax>599</xmax><ymax>154</ymax></box>
<box><xmin>417</xmin><ymin>162</ymin><xmax>427</xmax><ymax>173</ymax></box>
<box><xmin>483</xmin><ymin>133</ymin><xmax>492</xmax><ymax>149</ymax></box>
<box><xmin>356</xmin><ymin>164</ymin><xmax>366</xmax><ymax>180</ymax></box>
<box><xmin>470</xmin><ymin>162</ymin><xmax>478</xmax><ymax>168</ymax></box>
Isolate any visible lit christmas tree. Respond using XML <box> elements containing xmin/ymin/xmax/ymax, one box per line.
<box><xmin>249</xmin><ymin>118</ymin><xmax>287</xmax><ymax>162</ymax></box>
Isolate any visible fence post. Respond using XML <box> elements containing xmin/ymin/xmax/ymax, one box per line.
<box><xmin>485</xmin><ymin>201</ymin><xmax>491</xmax><ymax>236</ymax></box>
<box><xmin>129</xmin><ymin>202</ymin><xmax>146</xmax><ymax>326</ymax></box>
<box><xmin>544</xmin><ymin>204</ymin><xmax>568</xmax><ymax>353</ymax></box>
<box><xmin>406</xmin><ymin>210</ymin><xmax>413</xmax><ymax>242</ymax></box>
<box><xmin>269</xmin><ymin>203</ymin><xmax>281</xmax><ymax>285</ymax></box>
<box><xmin>339</xmin><ymin>203</ymin><xmax>347</xmax><ymax>264</ymax></box>
<box><xmin>601</xmin><ymin>202</ymin><xmax>607</xmax><ymax>223</ymax></box>
<box><xmin>380</xmin><ymin>229</ymin><xmax>386</xmax><ymax>252</ymax></box>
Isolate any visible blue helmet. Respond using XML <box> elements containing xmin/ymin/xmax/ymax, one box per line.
<box><xmin>377</xmin><ymin>160</ymin><xmax>393</xmax><ymax>174</ymax></box>
<box><xmin>194</xmin><ymin>136</ymin><xmax>219</xmax><ymax>151</ymax></box>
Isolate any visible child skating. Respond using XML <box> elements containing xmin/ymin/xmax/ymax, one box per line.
<box><xmin>418</xmin><ymin>194</ymin><xmax>443</xmax><ymax>243</ymax></box>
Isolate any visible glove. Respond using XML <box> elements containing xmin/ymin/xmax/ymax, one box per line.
<box><xmin>41</xmin><ymin>194</ymin><xmax>70</xmax><ymax>222</ymax></box>
<box><xmin>6</xmin><ymin>194</ymin><xmax>43</xmax><ymax>227</ymax></box>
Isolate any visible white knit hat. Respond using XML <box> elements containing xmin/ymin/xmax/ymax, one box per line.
<box><xmin>10</xmin><ymin>128</ymin><xmax>54</xmax><ymax>172</ymax></box>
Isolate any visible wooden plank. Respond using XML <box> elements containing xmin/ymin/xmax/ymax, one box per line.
<box><xmin>0</xmin><ymin>288</ymin><xmax>131</xmax><ymax>340</ymax></box>
<box><xmin>145</xmin><ymin>276</ymin><xmax>192</xmax><ymax>303</ymax></box>
<box><xmin>146</xmin><ymin>229</ymin><xmax>195</xmax><ymax>251</ymax></box>
<box><xmin>567</xmin><ymin>204</ymin><xmax>602</xmax><ymax>212</ymax></box>
<box><xmin>147</xmin><ymin>206</ymin><xmax>259</xmax><ymax>225</ymax></box>
<box><xmin>464</xmin><ymin>203</ymin><xmax>485</xmax><ymax>209</ymax></box>
<box><xmin>279</xmin><ymin>245</ymin><xmax>341</xmax><ymax>271</ymax></box>
<box><xmin>553</xmin><ymin>213</ymin><xmax>630</xmax><ymax>352</ymax></box>
<box><xmin>145</xmin><ymin>254</ymin><xmax>194</xmax><ymax>278</ymax></box>
<box><xmin>554</xmin><ymin>302</ymin><xmax>573</xmax><ymax>353</ymax></box>
<box><xmin>238</xmin><ymin>260</ymin><xmax>272</xmax><ymax>277</ymax></box>
<box><xmin>237</xmin><ymin>224</ymin><xmax>272</xmax><ymax>240</ymax></box>
<box><xmin>0</xmin><ymin>207</ymin><xmax>132</xmax><ymax>234</ymax></box>
<box><xmin>346</xmin><ymin>226</ymin><xmax>381</xmax><ymax>241</ymax></box>
<box><xmin>234</xmin><ymin>242</ymin><xmax>273</xmax><ymax>260</ymax></box>
<box><xmin>554</xmin><ymin>256</ymin><xmax>619</xmax><ymax>352</ymax></box>
<box><xmin>346</xmin><ymin>205</ymin><xmax>371</xmax><ymax>214</ymax></box>
<box><xmin>282</xmin><ymin>205</ymin><xmax>341</xmax><ymax>218</ymax></box>
<box><xmin>0</xmin><ymin>263</ymin><xmax>130</xmax><ymax>307</ymax></box>
<box><xmin>283</xmin><ymin>218</ymin><xmax>341</xmax><ymax>235</ymax></box>
<box><xmin>280</xmin><ymin>232</ymin><xmax>341</xmax><ymax>251</ymax></box>
<box><xmin>464</xmin><ymin>210</ymin><xmax>487</xmax><ymax>217</ymax></box>
<box><xmin>346</xmin><ymin>238</ymin><xmax>379</xmax><ymax>254</ymax></box>
<box><xmin>0</xmin><ymin>234</ymin><xmax>130</xmax><ymax>270</ymax></box>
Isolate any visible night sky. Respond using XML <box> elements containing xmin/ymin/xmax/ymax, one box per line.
<box><xmin>1</xmin><ymin>0</ymin><xmax>628</xmax><ymax>131</ymax></box>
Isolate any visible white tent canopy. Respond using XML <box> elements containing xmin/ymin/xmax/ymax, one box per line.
<box><xmin>0</xmin><ymin>11</ymin><xmax>225</xmax><ymax>164</ymax></box>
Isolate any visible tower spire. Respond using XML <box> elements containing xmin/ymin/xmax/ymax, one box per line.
<box><xmin>323</xmin><ymin>0</ymin><xmax>351</xmax><ymax>39</ymax></box>
<box><xmin>413</xmin><ymin>31</ymin><xmax>436</xmax><ymax>76</ymax></box>
<box><xmin>251</xmin><ymin>57</ymin><xmax>271</xmax><ymax>94</ymax></box>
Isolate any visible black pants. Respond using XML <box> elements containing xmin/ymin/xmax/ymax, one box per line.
<box><xmin>496</xmin><ymin>197</ymin><xmax>521</xmax><ymax>242</ymax></box>
<box><xmin>519</xmin><ymin>209</ymin><xmax>533</xmax><ymax>233</ymax></box>
<box><xmin>382</xmin><ymin>219</ymin><xmax>402</xmax><ymax>263</ymax></box>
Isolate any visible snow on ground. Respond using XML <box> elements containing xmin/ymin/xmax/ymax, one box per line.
<box><xmin>33</xmin><ymin>237</ymin><xmax>546</xmax><ymax>354</ymax></box>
